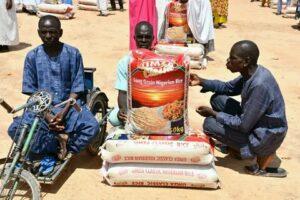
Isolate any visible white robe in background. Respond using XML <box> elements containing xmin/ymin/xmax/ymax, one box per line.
<box><xmin>156</xmin><ymin>0</ymin><xmax>171</xmax><ymax>40</ymax></box>
<box><xmin>0</xmin><ymin>1</ymin><xmax>19</xmax><ymax>46</ymax></box>
<box><xmin>187</xmin><ymin>0</ymin><xmax>214</xmax><ymax>44</ymax></box>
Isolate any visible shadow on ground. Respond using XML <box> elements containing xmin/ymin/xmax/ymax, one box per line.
<box><xmin>41</xmin><ymin>150</ymin><xmax>102</xmax><ymax>196</ymax></box>
<box><xmin>9</xmin><ymin>42</ymin><xmax>32</xmax><ymax>52</ymax></box>
<box><xmin>215</xmin><ymin>155</ymin><xmax>250</xmax><ymax>175</ymax></box>
<box><xmin>291</xmin><ymin>25</ymin><xmax>300</xmax><ymax>31</ymax></box>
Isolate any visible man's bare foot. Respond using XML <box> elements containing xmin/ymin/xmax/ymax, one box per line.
<box><xmin>57</xmin><ymin>133</ymin><xmax>69</xmax><ymax>160</ymax></box>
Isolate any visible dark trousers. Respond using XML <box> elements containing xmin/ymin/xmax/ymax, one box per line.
<box><xmin>110</xmin><ymin>0</ymin><xmax>123</xmax><ymax>9</ymax></box>
<box><xmin>203</xmin><ymin>94</ymin><xmax>249</xmax><ymax>153</ymax></box>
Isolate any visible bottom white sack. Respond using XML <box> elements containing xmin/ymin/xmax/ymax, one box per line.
<box><xmin>101</xmin><ymin>162</ymin><xmax>220</xmax><ymax>189</ymax></box>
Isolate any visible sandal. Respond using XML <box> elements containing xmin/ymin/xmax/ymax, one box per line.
<box><xmin>38</xmin><ymin>156</ymin><xmax>56</xmax><ymax>176</ymax></box>
<box><xmin>245</xmin><ymin>164</ymin><xmax>287</xmax><ymax>178</ymax></box>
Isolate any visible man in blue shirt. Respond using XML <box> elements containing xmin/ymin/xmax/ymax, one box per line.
<box><xmin>8</xmin><ymin>15</ymin><xmax>99</xmax><ymax>161</ymax></box>
<box><xmin>190</xmin><ymin>40</ymin><xmax>287</xmax><ymax>177</ymax></box>
<box><xmin>108</xmin><ymin>21</ymin><xmax>154</xmax><ymax>127</ymax></box>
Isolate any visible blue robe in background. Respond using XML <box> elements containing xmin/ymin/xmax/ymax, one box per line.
<box><xmin>8</xmin><ymin>44</ymin><xmax>99</xmax><ymax>155</ymax></box>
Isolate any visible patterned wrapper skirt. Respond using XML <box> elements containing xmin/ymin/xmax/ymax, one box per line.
<box><xmin>211</xmin><ymin>0</ymin><xmax>228</xmax><ymax>25</ymax></box>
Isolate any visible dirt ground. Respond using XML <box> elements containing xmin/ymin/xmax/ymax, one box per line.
<box><xmin>0</xmin><ymin>0</ymin><xmax>300</xmax><ymax>199</ymax></box>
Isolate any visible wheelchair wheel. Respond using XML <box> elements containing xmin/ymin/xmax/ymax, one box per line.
<box><xmin>0</xmin><ymin>166</ymin><xmax>41</xmax><ymax>200</ymax></box>
<box><xmin>87</xmin><ymin>90</ymin><xmax>108</xmax><ymax>155</ymax></box>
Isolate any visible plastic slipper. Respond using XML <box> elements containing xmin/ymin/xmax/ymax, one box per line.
<box><xmin>245</xmin><ymin>164</ymin><xmax>287</xmax><ymax>178</ymax></box>
<box><xmin>265</xmin><ymin>167</ymin><xmax>287</xmax><ymax>178</ymax></box>
<box><xmin>38</xmin><ymin>156</ymin><xmax>56</xmax><ymax>176</ymax></box>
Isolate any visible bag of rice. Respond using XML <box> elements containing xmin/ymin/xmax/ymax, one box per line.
<box><xmin>101</xmin><ymin>139</ymin><xmax>213</xmax><ymax>165</ymax></box>
<box><xmin>37</xmin><ymin>11</ymin><xmax>74</xmax><ymax>20</ymax></box>
<box><xmin>78</xmin><ymin>4</ymin><xmax>99</xmax><ymax>11</ymax></box>
<box><xmin>155</xmin><ymin>44</ymin><xmax>204</xmax><ymax>60</ymax></box>
<box><xmin>101</xmin><ymin>162</ymin><xmax>220</xmax><ymax>189</ymax></box>
<box><xmin>126</xmin><ymin>49</ymin><xmax>189</xmax><ymax>135</ymax></box>
<box><xmin>166</xmin><ymin>26</ymin><xmax>187</xmax><ymax>43</ymax></box>
<box><xmin>78</xmin><ymin>0</ymin><xmax>98</xmax><ymax>6</ymax></box>
<box><xmin>38</xmin><ymin>3</ymin><xmax>74</xmax><ymax>14</ymax></box>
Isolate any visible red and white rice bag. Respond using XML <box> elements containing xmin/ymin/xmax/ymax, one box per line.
<box><xmin>101</xmin><ymin>139</ymin><xmax>213</xmax><ymax>165</ymax></box>
<box><xmin>101</xmin><ymin>162</ymin><xmax>220</xmax><ymax>189</ymax></box>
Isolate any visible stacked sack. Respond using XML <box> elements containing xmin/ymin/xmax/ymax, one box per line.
<box><xmin>270</xmin><ymin>0</ymin><xmax>288</xmax><ymax>9</ymax></box>
<box><xmin>155</xmin><ymin>1</ymin><xmax>205</xmax><ymax>70</ymax></box>
<box><xmin>282</xmin><ymin>0</ymin><xmax>299</xmax><ymax>18</ymax></box>
<box><xmin>100</xmin><ymin>49</ymin><xmax>220</xmax><ymax>189</ymax></box>
<box><xmin>37</xmin><ymin>3</ymin><xmax>75</xmax><ymax>20</ymax></box>
<box><xmin>14</xmin><ymin>0</ymin><xmax>42</xmax><ymax>13</ymax></box>
<box><xmin>155</xmin><ymin>42</ymin><xmax>205</xmax><ymax>70</ymax></box>
<box><xmin>271</xmin><ymin>0</ymin><xmax>298</xmax><ymax>18</ymax></box>
<box><xmin>78</xmin><ymin>0</ymin><xmax>99</xmax><ymax>11</ymax></box>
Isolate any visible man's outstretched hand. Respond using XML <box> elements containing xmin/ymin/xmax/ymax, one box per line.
<box><xmin>189</xmin><ymin>73</ymin><xmax>204</xmax><ymax>86</ymax></box>
<box><xmin>196</xmin><ymin>106</ymin><xmax>217</xmax><ymax>118</ymax></box>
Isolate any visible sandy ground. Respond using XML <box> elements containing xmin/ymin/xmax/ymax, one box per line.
<box><xmin>0</xmin><ymin>0</ymin><xmax>300</xmax><ymax>199</ymax></box>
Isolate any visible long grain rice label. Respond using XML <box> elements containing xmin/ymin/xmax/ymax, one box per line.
<box><xmin>127</xmin><ymin>49</ymin><xmax>189</xmax><ymax>135</ymax></box>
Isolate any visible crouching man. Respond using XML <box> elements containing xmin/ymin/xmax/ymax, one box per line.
<box><xmin>190</xmin><ymin>40</ymin><xmax>287</xmax><ymax>177</ymax></box>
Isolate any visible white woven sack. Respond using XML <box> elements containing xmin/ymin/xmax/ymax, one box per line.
<box><xmin>38</xmin><ymin>3</ymin><xmax>74</xmax><ymax>14</ymax></box>
<box><xmin>37</xmin><ymin>11</ymin><xmax>74</xmax><ymax>20</ymax></box>
<box><xmin>101</xmin><ymin>162</ymin><xmax>220</xmax><ymax>189</ymax></box>
<box><xmin>78</xmin><ymin>0</ymin><xmax>97</xmax><ymax>6</ymax></box>
<box><xmin>155</xmin><ymin>44</ymin><xmax>204</xmax><ymax>60</ymax></box>
<box><xmin>101</xmin><ymin>140</ymin><xmax>213</xmax><ymax>165</ymax></box>
<box><xmin>285</xmin><ymin>6</ymin><xmax>296</xmax><ymax>14</ymax></box>
<box><xmin>78</xmin><ymin>4</ymin><xmax>99</xmax><ymax>11</ymax></box>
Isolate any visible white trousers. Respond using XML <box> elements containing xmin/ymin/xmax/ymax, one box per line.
<box><xmin>97</xmin><ymin>0</ymin><xmax>108</xmax><ymax>14</ymax></box>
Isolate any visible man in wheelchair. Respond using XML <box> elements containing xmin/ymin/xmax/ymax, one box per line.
<box><xmin>8</xmin><ymin>15</ymin><xmax>99</xmax><ymax>174</ymax></box>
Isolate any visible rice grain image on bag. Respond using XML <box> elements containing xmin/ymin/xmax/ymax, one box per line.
<box><xmin>126</xmin><ymin>49</ymin><xmax>190</xmax><ymax>135</ymax></box>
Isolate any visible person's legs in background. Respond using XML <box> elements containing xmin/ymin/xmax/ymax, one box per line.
<box><xmin>118</xmin><ymin>0</ymin><xmax>124</xmax><ymax>10</ymax></box>
<box><xmin>277</xmin><ymin>0</ymin><xmax>283</xmax><ymax>14</ymax></box>
<box><xmin>110</xmin><ymin>0</ymin><xmax>117</xmax><ymax>10</ymax></box>
<box><xmin>98</xmin><ymin>0</ymin><xmax>109</xmax><ymax>16</ymax></box>
<box><xmin>110</xmin><ymin>0</ymin><xmax>123</xmax><ymax>10</ymax></box>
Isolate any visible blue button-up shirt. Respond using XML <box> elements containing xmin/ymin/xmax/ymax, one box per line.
<box><xmin>201</xmin><ymin>66</ymin><xmax>288</xmax><ymax>157</ymax></box>
<box><xmin>22</xmin><ymin>43</ymin><xmax>85</xmax><ymax>105</ymax></box>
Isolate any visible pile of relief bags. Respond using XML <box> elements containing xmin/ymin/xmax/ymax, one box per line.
<box><xmin>100</xmin><ymin>49</ymin><xmax>220</xmax><ymax>189</ymax></box>
<box><xmin>78</xmin><ymin>0</ymin><xmax>99</xmax><ymax>11</ymax></box>
<box><xmin>271</xmin><ymin>0</ymin><xmax>299</xmax><ymax>18</ymax></box>
<box><xmin>37</xmin><ymin>0</ymin><xmax>75</xmax><ymax>20</ymax></box>
<box><xmin>155</xmin><ymin>1</ymin><xmax>205</xmax><ymax>69</ymax></box>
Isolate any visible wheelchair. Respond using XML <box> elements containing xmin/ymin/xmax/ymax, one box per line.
<box><xmin>0</xmin><ymin>67</ymin><xmax>110</xmax><ymax>196</ymax></box>
<box><xmin>84</xmin><ymin>68</ymin><xmax>109</xmax><ymax>155</ymax></box>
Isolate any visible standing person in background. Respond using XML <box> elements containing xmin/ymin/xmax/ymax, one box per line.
<box><xmin>211</xmin><ymin>0</ymin><xmax>229</xmax><ymax>28</ymax></box>
<box><xmin>129</xmin><ymin>0</ymin><xmax>158</xmax><ymax>50</ymax></box>
<box><xmin>110</xmin><ymin>0</ymin><xmax>124</xmax><ymax>11</ymax></box>
<box><xmin>156</xmin><ymin>0</ymin><xmax>172</xmax><ymax>38</ymax></box>
<box><xmin>0</xmin><ymin>0</ymin><xmax>19</xmax><ymax>52</ymax></box>
<box><xmin>188</xmin><ymin>0</ymin><xmax>215</xmax><ymax>63</ymax></box>
<box><xmin>296</xmin><ymin>0</ymin><xmax>300</xmax><ymax>28</ymax></box>
<box><xmin>97</xmin><ymin>0</ymin><xmax>109</xmax><ymax>16</ymax></box>
<box><xmin>160</xmin><ymin>0</ymin><xmax>215</xmax><ymax>67</ymax></box>
<box><xmin>261</xmin><ymin>0</ymin><xmax>270</xmax><ymax>7</ymax></box>
<box><xmin>276</xmin><ymin>0</ymin><xmax>291</xmax><ymax>15</ymax></box>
